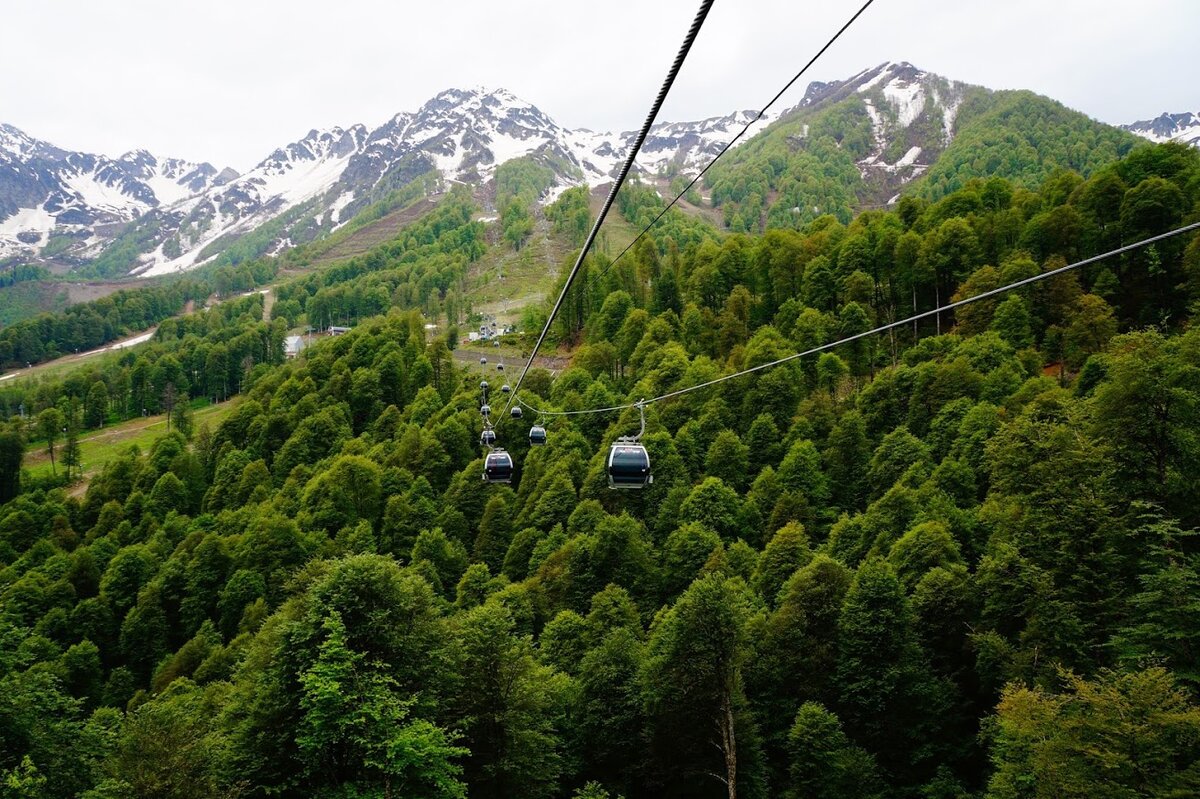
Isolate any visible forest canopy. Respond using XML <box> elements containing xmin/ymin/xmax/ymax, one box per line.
<box><xmin>0</xmin><ymin>142</ymin><xmax>1199</xmax><ymax>798</ymax></box>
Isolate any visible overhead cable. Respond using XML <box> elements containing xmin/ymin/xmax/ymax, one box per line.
<box><xmin>500</xmin><ymin>0</ymin><xmax>716</xmax><ymax>422</ymax></box>
<box><xmin>517</xmin><ymin>221</ymin><xmax>1200</xmax><ymax>417</ymax></box>
<box><xmin>585</xmin><ymin>0</ymin><xmax>877</xmax><ymax>291</ymax></box>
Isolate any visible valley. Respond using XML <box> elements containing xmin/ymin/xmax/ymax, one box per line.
<box><xmin>1</xmin><ymin>14</ymin><xmax>1199</xmax><ymax>794</ymax></box>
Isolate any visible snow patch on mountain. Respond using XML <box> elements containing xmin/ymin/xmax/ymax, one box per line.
<box><xmin>563</xmin><ymin>129</ymin><xmax>622</xmax><ymax>182</ymax></box>
<box><xmin>0</xmin><ymin>126</ymin><xmax>229</xmax><ymax>262</ymax></box>
<box><xmin>60</xmin><ymin>169</ymin><xmax>146</xmax><ymax>214</ymax></box>
<box><xmin>1122</xmin><ymin>111</ymin><xmax>1200</xmax><ymax>148</ymax></box>
<box><xmin>857</xmin><ymin>62</ymin><xmax>932</xmax><ymax>129</ymax></box>
<box><xmin>882</xmin><ymin>79</ymin><xmax>926</xmax><ymax>128</ymax></box>
<box><xmin>895</xmin><ymin>146</ymin><xmax>922</xmax><ymax>168</ymax></box>
<box><xmin>330</xmin><ymin>191</ymin><xmax>356</xmax><ymax>224</ymax></box>
<box><xmin>252</xmin><ymin>128</ymin><xmax>365</xmax><ymax>206</ymax></box>
<box><xmin>0</xmin><ymin>207</ymin><xmax>54</xmax><ymax>251</ymax></box>
<box><xmin>841</xmin><ymin>61</ymin><xmax>962</xmax><ymax>179</ymax></box>
<box><xmin>143</xmin><ymin>173</ymin><xmax>197</xmax><ymax>206</ymax></box>
<box><xmin>131</xmin><ymin>86</ymin><xmax>781</xmax><ymax>275</ymax></box>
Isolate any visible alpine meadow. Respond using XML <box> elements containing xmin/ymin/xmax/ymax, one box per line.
<box><xmin>1</xmin><ymin>2</ymin><xmax>1200</xmax><ymax>798</ymax></box>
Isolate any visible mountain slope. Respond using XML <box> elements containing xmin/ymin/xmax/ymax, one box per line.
<box><xmin>703</xmin><ymin>61</ymin><xmax>1141</xmax><ymax>231</ymax></box>
<box><xmin>0</xmin><ymin>124</ymin><xmax>232</xmax><ymax>263</ymax></box>
<box><xmin>914</xmin><ymin>89</ymin><xmax>1139</xmax><ymax>200</ymax></box>
<box><xmin>2</xmin><ymin>88</ymin><xmax>778</xmax><ymax>278</ymax></box>
<box><xmin>131</xmin><ymin>90</ymin><xmax>774</xmax><ymax>278</ymax></box>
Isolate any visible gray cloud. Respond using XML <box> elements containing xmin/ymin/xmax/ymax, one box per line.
<box><xmin>2</xmin><ymin>0</ymin><xmax>1195</xmax><ymax>171</ymax></box>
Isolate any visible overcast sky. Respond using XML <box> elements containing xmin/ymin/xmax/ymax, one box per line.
<box><xmin>2</xmin><ymin>0</ymin><xmax>1196</xmax><ymax>171</ymax></box>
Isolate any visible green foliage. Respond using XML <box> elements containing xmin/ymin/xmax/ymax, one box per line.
<box><xmin>642</xmin><ymin>574</ymin><xmax>761</xmax><ymax>796</ymax></box>
<box><xmin>785</xmin><ymin>702</ymin><xmax>883</xmax><ymax>799</ymax></box>
<box><xmin>296</xmin><ymin>612</ymin><xmax>466</xmax><ymax>797</ymax></box>
<box><xmin>986</xmin><ymin>667</ymin><xmax>1200</xmax><ymax>798</ymax></box>
<box><xmin>706</xmin><ymin>99</ymin><xmax>866</xmax><ymax>230</ymax></box>
<box><xmin>547</xmin><ymin>187</ymin><xmax>592</xmax><ymax>246</ymax></box>
<box><xmin>916</xmin><ymin>90</ymin><xmax>1139</xmax><ymax>200</ymax></box>
<box><xmin>0</xmin><ymin>142</ymin><xmax>1198</xmax><ymax>799</ymax></box>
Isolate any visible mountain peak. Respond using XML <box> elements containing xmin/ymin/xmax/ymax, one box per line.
<box><xmin>0</xmin><ymin>123</ymin><xmax>55</xmax><ymax>161</ymax></box>
<box><xmin>4</xmin><ymin>64</ymin><xmax>1194</xmax><ymax>280</ymax></box>
<box><xmin>1122</xmin><ymin>111</ymin><xmax>1200</xmax><ymax>147</ymax></box>
<box><xmin>420</xmin><ymin>86</ymin><xmax>543</xmax><ymax>120</ymax></box>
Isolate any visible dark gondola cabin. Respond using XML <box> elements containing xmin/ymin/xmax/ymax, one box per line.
<box><xmin>529</xmin><ymin>425</ymin><xmax>547</xmax><ymax>445</ymax></box>
<box><xmin>480</xmin><ymin>428</ymin><xmax>497</xmax><ymax>447</ymax></box>
<box><xmin>483</xmin><ymin>449</ymin><xmax>514</xmax><ymax>484</ymax></box>
<box><xmin>510</xmin><ymin>406</ymin><xmax>523</xmax><ymax>419</ymax></box>
<box><xmin>607</xmin><ymin>440</ymin><xmax>652</xmax><ymax>489</ymax></box>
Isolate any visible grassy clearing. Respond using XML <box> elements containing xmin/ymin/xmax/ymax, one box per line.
<box><xmin>466</xmin><ymin>217</ymin><xmax>568</xmax><ymax>326</ymax></box>
<box><xmin>0</xmin><ymin>330</ymin><xmax>158</xmax><ymax>386</ymax></box>
<box><xmin>23</xmin><ymin>399</ymin><xmax>240</xmax><ymax>484</ymax></box>
<box><xmin>306</xmin><ymin>196</ymin><xmax>444</xmax><ymax>267</ymax></box>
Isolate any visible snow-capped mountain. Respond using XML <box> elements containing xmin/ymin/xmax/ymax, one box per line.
<box><xmin>0</xmin><ymin>66</ymin><xmax>1178</xmax><ymax>278</ymax></box>
<box><xmin>1122</xmin><ymin>112</ymin><xmax>1200</xmax><ymax>148</ymax></box>
<box><xmin>0</xmin><ymin>124</ymin><xmax>232</xmax><ymax>261</ymax></box>
<box><xmin>1</xmin><ymin>87</ymin><xmax>778</xmax><ymax>276</ymax></box>
<box><xmin>114</xmin><ymin>87</ymin><xmax>778</xmax><ymax>277</ymax></box>
<box><xmin>794</xmin><ymin>61</ymin><xmax>968</xmax><ymax>195</ymax></box>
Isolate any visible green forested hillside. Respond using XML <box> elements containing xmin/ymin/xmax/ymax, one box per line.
<box><xmin>0</xmin><ymin>143</ymin><xmax>1199</xmax><ymax>799</ymax></box>
<box><xmin>703</xmin><ymin>82</ymin><xmax>1142</xmax><ymax>235</ymax></box>
<box><xmin>704</xmin><ymin>97</ymin><xmax>868</xmax><ymax>231</ymax></box>
<box><xmin>916</xmin><ymin>90</ymin><xmax>1140</xmax><ymax>199</ymax></box>
<box><xmin>0</xmin><ymin>259</ymin><xmax>276</xmax><ymax>372</ymax></box>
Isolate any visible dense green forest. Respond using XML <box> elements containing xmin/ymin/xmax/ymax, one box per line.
<box><xmin>0</xmin><ymin>141</ymin><xmax>1199</xmax><ymax>799</ymax></box>
<box><xmin>0</xmin><ymin>259</ymin><xmax>276</xmax><ymax>371</ymax></box>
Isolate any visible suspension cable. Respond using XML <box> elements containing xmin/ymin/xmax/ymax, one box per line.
<box><xmin>585</xmin><ymin>0</ymin><xmax>877</xmax><ymax>292</ymax></box>
<box><xmin>515</xmin><ymin>221</ymin><xmax>1200</xmax><ymax>418</ymax></box>
<box><xmin>500</xmin><ymin>0</ymin><xmax>716</xmax><ymax>423</ymax></box>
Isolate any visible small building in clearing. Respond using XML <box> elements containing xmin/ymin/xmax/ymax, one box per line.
<box><xmin>284</xmin><ymin>336</ymin><xmax>307</xmax><ymax>359</ymax></box>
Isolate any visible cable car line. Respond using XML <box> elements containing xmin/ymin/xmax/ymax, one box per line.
<box><xmin>583</xmin><ymin>0</ymin><xmax>878</xmax><ymax>293</ymax></box>
<box><xmin>514</xmin><ymin>393</ymin><xmax>628</xmax><ymax>418</ymax></box>
<box><xmin>513</xmin><ymin>221</ymin><xmax>1200</xmax><ymax>418</ymax></box>
<box><xmin>500</xmin><ymin>0</ymin><xmax>716</xmax><ymax>423</ymax></box>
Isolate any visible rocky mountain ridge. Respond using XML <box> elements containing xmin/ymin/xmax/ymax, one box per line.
<box><xmin>0</xmin><ymin>124</ymin><xmax>233</xmax><ymax>262</ymax></box>
<box><xmin>1121</xmin><ymin>111</ymin><xmax>1200</xmax><ymax>148</ymax></box>
<box><xmin>0</xmin><ymin>65</ymin><xmax>1191</xmax><ymax>277</ymax></box>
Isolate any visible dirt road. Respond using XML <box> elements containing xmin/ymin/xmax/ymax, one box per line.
<box><xmin>0</xmin><ymin>326</ymin><xmax>158</xmax><ymax>384</ymax></box>
<box><xmin>452</xmin><ymin>345</ymin><xmax>569</xmax><ymax>373</ymax></box>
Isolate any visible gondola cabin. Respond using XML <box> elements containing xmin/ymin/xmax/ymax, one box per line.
<box><xmin>480</xmin><ymin>428</ymin><xmax>497</xmax><ymax>447</ymax></box>
<box><xmin>510</xmin><ymin>406</ymin><xmax>523</xmax><ymax>419</ymax></box>
<box><xmin>607</xmin><ymin>439</ymin><xmax>652</xmax><ymax>489</ymax></box>
<box><xmin>483</xmin><ymin>449</ymin><xmax>514</xmax><ymax>484</ymax></box>
<box><xmin>529</xmin><ymin>425</ymin><xmax>547</xmax><ymax>446</ymax></box>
